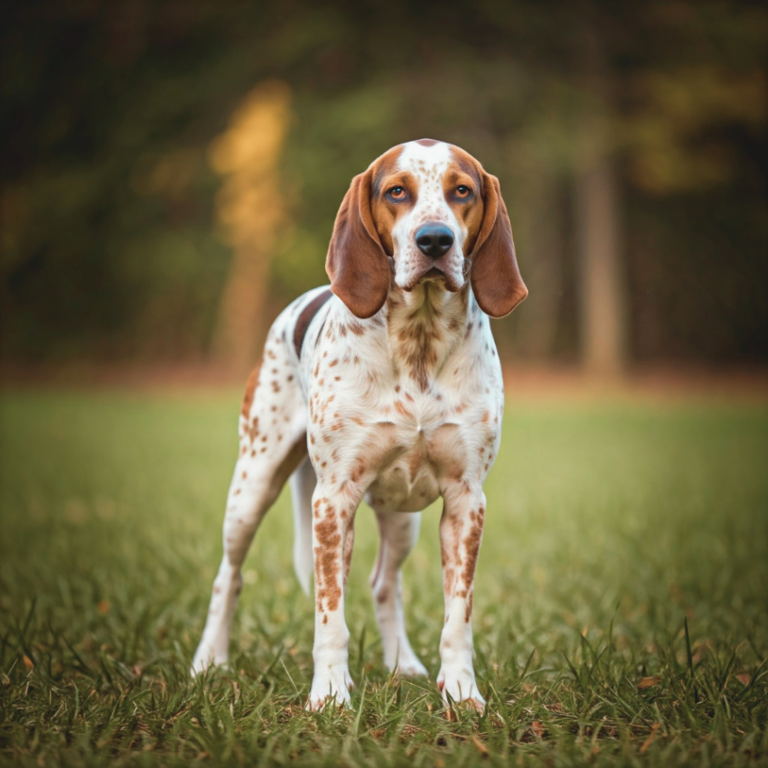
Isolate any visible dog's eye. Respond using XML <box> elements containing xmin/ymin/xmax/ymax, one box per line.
<box><xmin>455</xmin><ymin>185</ymin><xmax>471</xmax><ymax>199</ymax></box>
<box><xmin>387</xmin><ymin>186</ymin><xmax>406</xmax><ymax>201</ymax></box>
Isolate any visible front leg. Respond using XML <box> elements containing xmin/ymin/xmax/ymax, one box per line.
<box><xmin>437</xmin><ymin>484</ymin><xmax>486</xmax><ymax>711</ymax></box>
<box><xmin>307</xmin><ymin>486</ymin><xmax>360</xmax><ymax>710</ymax></box>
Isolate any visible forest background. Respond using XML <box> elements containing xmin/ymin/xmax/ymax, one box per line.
<box><xmin>1</xmin><ymin>0</ymin><xmax>767</xmax><ymax>377</ymax></box>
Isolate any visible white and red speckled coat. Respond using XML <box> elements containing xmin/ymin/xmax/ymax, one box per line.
<box><xmin>191</xmin><ymin>139</ymin><xmax>527</xmax><ymax>712</ymax></box>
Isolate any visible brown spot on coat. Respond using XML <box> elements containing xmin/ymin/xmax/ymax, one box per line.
<box><xmin>460</xmin><ymin>508</ymin><xmax>484</xmax><ymax>588</ymax></box>
<box><xmin>350</xmin><ymin>458</ymin><xmax>367</xmax><ymax>483</ymax></box>
<box><xmin>241</xmin><ymin>364</ymin><xmax>261</xmax><ymax>419</ymax></box>
<box><xmin>465</xmin><ymin>591</ymin><xmax>474</xmax><ymax>623</ymax></box>
<box><xmin>314</xmin><ymin>512</ymin><xmax>343</xmax><ymax>612</ymax></box>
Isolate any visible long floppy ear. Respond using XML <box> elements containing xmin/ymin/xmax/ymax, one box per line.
<box><xmin>325</xmin><ymin>168</ymin><xmax>391</xmax><ymax>318</ymax></box>
<box><xmin>470</xmin><ymin>173</ymin><xmax>528</xmax><ymax>318</ymax></box>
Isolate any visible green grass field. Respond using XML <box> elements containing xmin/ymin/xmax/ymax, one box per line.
<box><xmin>1</xmin><ymin>389</ymin><xmax>767</xmax><ymax>766</ymax></box>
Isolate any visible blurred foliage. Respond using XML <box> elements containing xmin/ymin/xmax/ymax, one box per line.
<box><xmin>1</xmin><ymin>0</ymin><xmax>767</xmax><ymax>363</ymax></box>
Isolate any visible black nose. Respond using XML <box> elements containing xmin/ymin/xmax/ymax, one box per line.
<box><xmin>415</xmin><ymin>224</ymin><xmax>454</xmax><ymax>258</ymax></box>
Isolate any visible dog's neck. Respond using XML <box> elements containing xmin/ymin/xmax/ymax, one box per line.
<box><xmin>383</xmin><ymin>281</ymin><xmax>477</xmax><ymax>392</ymax></box>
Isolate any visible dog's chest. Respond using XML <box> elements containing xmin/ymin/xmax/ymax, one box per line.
<box><xmin>303</xmin><ymin>299</ymin><xmax>504</xmax><ymax>512</ymax></box>
<box><xmin>362</xmin><ymin>383</ymin><xmax>499</xmax><ymax>513</ymax></box>
<box><xmin>363</xmin><ymin>402</ymin><xmax>445</xmax><ymax>512</ymax></box>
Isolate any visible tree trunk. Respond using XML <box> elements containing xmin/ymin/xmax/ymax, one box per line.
<box><xmin>575</xmin><ymin>154</ymin><xmax>627</xmax><ymax>375</ymax></box>
<box><xmin>208</xmin><ymin>80</ymin><xmax>291</xmax><ymax>375</ymax></box>
<box><xmin>211</xmin><ymin>243</ymin><xmax>271</xmax><ymax>373</ymax></box>
<box><xmin>575</xmin><ymin>9</ymin><xmax>628</xmax><ymax>376</ymax></box>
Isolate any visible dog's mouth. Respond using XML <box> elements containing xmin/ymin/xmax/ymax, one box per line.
<box><xmin>399</xmin><ymin>259</ymin><xmax>465</xmax><ymax>293</ymax></box>
<box><xmin>402</xmin><ymin>266</ymin><xmax>446</xmax><ymax>292</ymax></box>
<box><xmin>419</xmin><ymin>265</ymin><xmax>464</xmax><ymax>293</ymax></box>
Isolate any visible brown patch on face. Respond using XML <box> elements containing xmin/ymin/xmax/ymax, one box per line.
<box><xmin>240</xmin><ymin>362</ymin><xmax>261</xmax><ymax>419</ymax></box>
<box><xmin>370</xmin><ymin>157</ymin><xmax>416</xmax><ymax>257</ymax></box>
<box><xmin>416</xmin><ymin>138</ymin><xmax>438</xmax><ymax>147</ymax></box>
<box><xmin>445</xmin><ymin>146</ymin><xmax>486</xmax><ymax>256</ymax></box>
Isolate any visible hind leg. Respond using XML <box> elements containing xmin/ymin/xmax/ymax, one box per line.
<box><xmin>192</xmin><ymin>326</ymin><xmax>307</xmax><ymax>674</ymax></box>
<box><xmin>370</xmin><ymin>510</ymin><xmax>428</xmax><ymax>677</ymax></box>
<box><xmin>290</xmin><ymin>458</ymin><xmax>317</xmax><ymax>596</ymax></box>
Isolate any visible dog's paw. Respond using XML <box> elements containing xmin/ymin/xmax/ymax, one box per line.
<box><xmin>392</xmin><ymin>653</ymin><xmax>428</xmax><ymax>678</ymax></box>
<box><xmin>306</xmin><ymin>666</ymin><xmax>354</xmax><ymax>712</ymax></box>
<box><xmin>437</xmin><ymin>667</ymin><xmax>485</xmax><ymax>712</ymax></box>
<box><xmin>190</xmin><ymin>645</ymin><xmax>227</xmax><ymax>676</ymax></box>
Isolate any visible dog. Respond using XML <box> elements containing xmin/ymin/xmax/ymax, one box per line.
<box><xmin>191</xmin><ymin>139</ymin><xmax>527</xmax><ymax>712</ymax></box>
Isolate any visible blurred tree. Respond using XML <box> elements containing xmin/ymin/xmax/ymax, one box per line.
<box><xmin>573</xmin><ymin>7</ymin><xmax>629</xmax><ymax>376</ymax></box>
<box><xmin>208</xmin><ymin>80</ymin><xmax>292</xmax><ymax>372</ymax></box>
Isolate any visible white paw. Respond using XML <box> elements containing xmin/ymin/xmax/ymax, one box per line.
<box><xmin>307</xmin><ymin>666</ymin><xmax>354</xmax><ymax>711</ymax></box>
<box><xmin>190</xmin><ymin>644</ymin><xmax>226</xmax><ymax>676</ymax></box>
<box><xmin>437</xmin><ymin>666</ymin><xmax>485</xmax><ymax>712</ymax></box>
<box><xmin>392</xmin><ymin>652</ymin><xmax>428</xmax><ymax>678</ymax></box>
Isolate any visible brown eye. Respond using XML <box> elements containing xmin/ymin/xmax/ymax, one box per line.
<box><xmin>455</xmin><ymin>185</ymin><xmax>471</xmax><ymax>199</ymax></box>
<box><xmin>388</xmin><ymin>186</ymin><xmax>406</xmax><ymax>201</ymax></box>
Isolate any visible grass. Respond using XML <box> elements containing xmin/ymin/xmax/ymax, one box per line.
<box><xmin>0</xmin><ymin>387</ymin><xmax>767</xmax><ymax>766</ymax></box>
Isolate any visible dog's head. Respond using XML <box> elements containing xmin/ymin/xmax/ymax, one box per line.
<box><xmin>326</xmin><ymin>139</ymin><xmax>527</xmax><ymax>319</ymax></box>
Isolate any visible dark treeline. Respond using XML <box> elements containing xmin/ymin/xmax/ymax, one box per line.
<box><xmin>1</xmin><ymin>0</ymin><xmax>766</xmax><ymax>370</ymax></box>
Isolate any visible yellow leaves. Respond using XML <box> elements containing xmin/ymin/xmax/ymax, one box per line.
<box><xmin>209</xmin><ymin>80</ymin><xmax>292</xmax><ymax>250</ymax></box>
<box><xmin>208</xmin><ymin>79</ymin><xmax>294</xmax><ymax>366</ymax></box>
<box><xmin>208</xmin><ymin>80</ymin><xmax>291</xmax><ymax>370</ymax></box>
<box><xmin>23</xmin><ymin>655</ymin><xmax>34</xmax><ymax>670</ymax></box>
<box><xmin>97</xmin><ymin>599</ymin><xmax>110</xmax><ymax>614</ymax></box>
<box><xmin>209</xmin><ymin>80</ymin><xmax>292</xmax><ymax>176</ymax></box>
<box><xmin>637</xmin><ymin>675</ymin><xmax>661</xmax><ymax>689</ymax></box>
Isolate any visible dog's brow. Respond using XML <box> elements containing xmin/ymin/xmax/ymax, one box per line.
<box><xmin>397</xmin><ymin>140</ymin><xmax>451</xmax><ymax>171</ymax></box>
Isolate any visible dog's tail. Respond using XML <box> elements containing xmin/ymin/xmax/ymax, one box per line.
<box><xmin>289</xmin><ymin>458</ymin><xmax>316</xmax><ymax>595</ymax></box>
